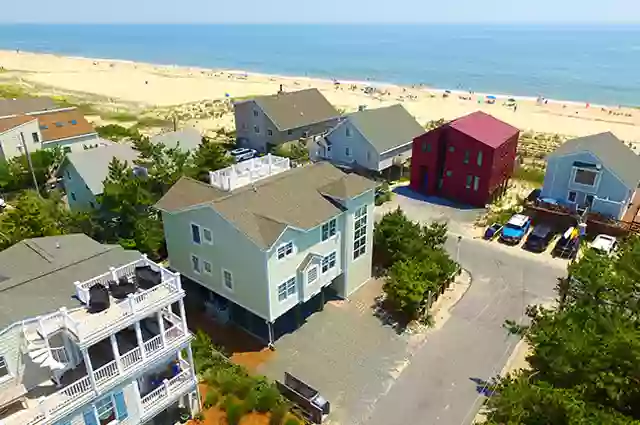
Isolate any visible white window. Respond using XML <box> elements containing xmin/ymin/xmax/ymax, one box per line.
<box><xmin>277</xmin><ymin>241</ymin><xmax>294</xmax><ymax>259</ymax></box>
<box><xmin>191</xmin><ymin>254</ymin><xmax>201</xmax><ymax>274</ymax></box>
<box><xmin>321</xmin><ymin>219</ymin><xmax>337</xmax><ymax>241</ymax></box>
<box><xmin>222</xmin><ymin>269</ymin><xmax>233</xmax><ymax>290</ymax></box>
<box><xmin>202</xmin><ymin>228</ymin><xmax>213</xmax><ymax>244</ymax></box>
<box><xmin>477</xmin><ymin>151</ymin><xmax>483</xmax><ymax>166</ymax></box>
<box><xmin>568</xmin><ymin>191</ymin><xmax>577</xmax><ymax>203</ymax></box>
<box><xmin>267</xmin><ymin>129</ymin><xmax>273</xmax><ymax>136</ymax></box>
<box><xmin>0</xmin><ymin>356</ymin><xmax>9</xmax><ymax>379</ymax></box>
<box><xmin>92</xmin><ymin>390</ymin><xmax>128</xmax><ymax>424</ymax></box>
<box><xmin>345</xmin><ymin>147</ymin><xmax>351</xmax><ymax>157</ymax></box>
<box><xmin>473</xmin><ymin>176</ymin><xmax>480</xmax><ymax>191</ymax></box>
<box><xmin>574</xmin><ymin>169</ymin><xmax>597</xmax><ymax>186</ymax></box>
<box><xmin>95</xmin><ymin>396</ymin><xmax>116</xmax><ymax>425</ymax></box>
<box><xmin>32</xmin><ymin>132</ymin><xmax>39</xmax><ymax>143</ymax></box>
<box><xmin>254</xmin><ymin>126</ymin><xmax>260</xmax><ymax>134</ymax></box>
<box><xmin>346</xmin><ymin>127</ymin><xmax>351</xmax><ymax>137</ymax></box>
<box><xmin>278</xmin><ymin>277</ymin><xmax>296</xmax><ymax>302</ymax></box>
<box><xmin>353</xmin><ymin>206</ymin><xmax>368</xmax><ymax>260</ymax></box>
<box><xmin>253</xmin><ymin>110</ymin><xmax>259</xmax><ymax>117</ymax></box>
<box><xmin>191</xmin><ymin>223</ymin><xmax>201</xmax><ymax>244</ymax></box>
<box><xmin>204</xmin><ymin>260</ymin><xmax>212</xmax><ymax>274</ymax></box>
<box><xmin>322</xmin><ymin>251</ymin><xmax>336</xmax><ymax>273</ymax></box>
<box><xmin>307</xmin><ymin>266</ymin><xmax>318</xmax><ymax>285</ymax></box>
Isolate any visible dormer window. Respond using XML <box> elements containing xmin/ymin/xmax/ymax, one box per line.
<box><xmin>574</xmin><ymin>168</ymin><xmax>597</xmax><ymax>186</ymax></box>
<box><xmin>277</xmin><ymin>241</ymin><xmax>294</xmax><ymax>259</ymax></box>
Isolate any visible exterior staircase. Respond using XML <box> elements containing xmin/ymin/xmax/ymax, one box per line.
<box><xmin>22</xmin><ymin>326</ymin><xmax>68</xmax><ymax>372</ymax></box>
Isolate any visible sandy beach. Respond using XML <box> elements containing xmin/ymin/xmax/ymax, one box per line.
<box><xmin>0</xmin><ymin>50</ymin><xmax>638</xmax><ymax>145</ymax></box>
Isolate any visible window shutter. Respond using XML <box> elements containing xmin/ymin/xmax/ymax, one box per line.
<box><xmin>83</xmin><ymin>409</ymin><xmax>98</xmax><ymax>425</ymax></box>
<box><xmin>113</xmin><ymin>390</ymin><xmax>129</xmax><ymax>420</ymax></box>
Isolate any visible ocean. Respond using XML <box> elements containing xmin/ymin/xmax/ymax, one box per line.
<box><xmin>0</xmin><ymin>24</ymin><xmax>639</xmax><ymax>106</ymax></box>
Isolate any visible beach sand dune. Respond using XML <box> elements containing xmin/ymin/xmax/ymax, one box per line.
<box><xmin>1</xmin><ymin>50</ymin><xmax>638</xmax><ymax>144</ymax></box>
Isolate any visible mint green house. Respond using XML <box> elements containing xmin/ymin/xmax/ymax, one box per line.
<box><xmin>156</xmin><ymin>157</ymin><xmax>376</xmax><ymax>344</ymax></box>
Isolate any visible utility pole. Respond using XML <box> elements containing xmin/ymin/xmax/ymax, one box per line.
<box><xmin>20</xmin><ymin>132</ymin><xmax>40</xmax><ymax>195</ymax></box>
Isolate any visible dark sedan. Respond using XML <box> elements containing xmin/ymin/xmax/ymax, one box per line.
<box><xmin>523</xmin><ymin>225</ymin><xmax>556</xmax><ymax>253</ymax></box>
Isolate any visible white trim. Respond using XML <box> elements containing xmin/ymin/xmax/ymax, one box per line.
<box><xmin>26</xmin><ymin>106</ymin><xmax>77</xmax><ymax>116</ymax></box>
<box><xmin>203</xmin><ymin>260</ymin><xmax>213</xmax><ymax>275</ymax></box>
<box><xmin>570</xmin><ymin>166</ymin><xmax>601</xmax><ymax>193</ymax></box>
<box><xmin>221</xmin><ymin>268</ymin><xmax>234</xmax><ymax>292</ymax></box>
<box><xmin>276</xmin><ymin>241</ymin><xmax>295</xmax><ymax>260</ymax></box>
<box><xmin>321</xmin><ymin>251</ymin><xmax>337</xmax><ymax>274</ymax></box>
<box><xmin>42</xmin><ymin>132</ymin><xmax>99</xmax><ymax>145</ymax></box>
<box><xmin>321</xmin><ymin>218</ymin><xmax>337</xmax><ymax>241</ymax></box>
<box><xmin>277</xmin><ymin>275</ymin><xmax>297</xmax><ymax>303</ymax></box>
<box><xmin>190</xmin><ymin>222</ymin><xmax>201</xmax><ymax>245</ymax></box>
<box><xmin>190</xmin><ymin>254</ymin><xmax>201</xmax><ymax>275</ymax></box>
<box><xmin>306</xmin><ymin>265</ymin><xmax>319</xmax><ymax>286</ymax></box>
<box><xmin>0</xmin><ymin>355</ymin><xmax>11</xmax><ymax>383</ymax></box>
<box><xmin>379</xmin><ymin>139</ymin><xmax>413</xmax><ymax>156</ymax></box>
<box><xmin>202</xmin><ymin>227</ymin><xmax>213</xmax><ymax>245</ymax></box>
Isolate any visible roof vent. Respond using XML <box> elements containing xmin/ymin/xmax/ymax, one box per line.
<box><xmin>55</xmin><ymin>242</ymin><xmax>60</xmax><ymax>249</ymax></box>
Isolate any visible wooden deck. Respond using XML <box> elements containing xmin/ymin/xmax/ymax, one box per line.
<box><xmin>622</xmin><ymin>189</ymin><xmax>640</xmax><ymax>223</ymax></box>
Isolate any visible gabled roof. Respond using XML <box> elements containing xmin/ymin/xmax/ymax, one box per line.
<box><xmin>151</xmin><ymin>128</ymin><xmax>202</xmax><ymax>152</ymax></box>
<box><xmin>156</xmin><ymin>162</ymin><xmax>377</xmax><ymax>249</ymax></box>
<box><xmin>0</xmin><ymin>234</ymin><xmax>141</xmax><ymax>329</ymax></box>
<box><xmin>36</xmin><ymin>109</ymin><xmax>96</xmax><ymax>142</ymax></box>
<box><xmin>448</xmin><ymin>111</ymin><xmax>519</xmax><ymax>148</ymax></box>
<box><xmin>549</xmin><ymin>132</ymin><xmax>640</xmax><ymax>189</ymax></box>
<box><xmin>347</xmin><ymin>104</ymin><xmax>424</xmax><ymax>154</ymax></box>
<box><xmin>0</xmin><ymin>97</ymin><xmax>57</xmax><ymax>118</ymax></box>
<box><xmin>0</xmin><ymin>115</ymin><xmax>37</xmax><ymax>134</ymax></box>
<box><xmin>251</xmin><ymin>89</ymin><xmax>339</xmax><ymax>132</ymax></box>
<box><xmin>58</xmin><ymin>143</ymin><xmax>139</xmax><ymax>195</ymax></box>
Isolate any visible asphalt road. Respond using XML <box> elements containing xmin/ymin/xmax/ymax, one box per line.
<box><xmin>365</xmin><ymin>235</ymin><xmax>566</xmax><ymax>425</ymax></box>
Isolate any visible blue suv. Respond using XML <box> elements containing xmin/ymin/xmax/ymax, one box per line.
<box><xmin>500</xmin><ymin>214</ymin><xmax>532</xmax><ymax>245</ymax></box>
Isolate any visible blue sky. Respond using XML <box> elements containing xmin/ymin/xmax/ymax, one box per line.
<box><xmin>1</xmin><ymin>0</ymin><xmax>639</xmax><ymax>23</ymax></box>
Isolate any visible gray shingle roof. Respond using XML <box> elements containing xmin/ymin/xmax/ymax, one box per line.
<box><xmin>151</xmin><ymin>128</ymin><xmax>202</xmax><ymax>152</ymax></box>
<box><xmin>0</xmin><ymin>97</ymin><xmax>58</xmax><ymax>118</ymax></box>
<box><xmin>0</xmin><ymin>235</ymin><xmax>141</xmax><ymax>329</ymax></box>
<box><xmin>156</xmin><ymin>162</ymin><xmax>377</xmax><ymax>249</ymax></box>
<box><xmin>58</xmin><ymin>144</ymin><xmax>140</xmax><ymax>195</ymax></box>
<box><xmin>550</xmin><ymin>132</ymin><xmax>640</xmax><ymax>189</ymax></box>
<box><xmin>252</xmin><ymin>89</ymin><xmax>339</xmax><ymax>132</ymax></box>
<box><xmin>347</xmin><ymin>104</ymin><xmax>424</xmax><ymax>154</ymax></box>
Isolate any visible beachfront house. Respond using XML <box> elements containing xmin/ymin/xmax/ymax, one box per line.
<box><xmin>0</xmin><ymin>103</ymin><xmax>99</xmax><ymax>160</ymax></box>
<box><xmin>0</xmin><ymin>234</ymin><xmax>199</xmax><ymax>425</ymax></box>
<box><xmin>310</xmin><ymin>104</ymin><xmax>424</xmax><ymax>173</ymax></box>
<box><xmin>155</xmin><ymin>157</ymin><xmax>376</xmax><ymax>344</ymax></box>
<box><xmin>410</xmin><ymin>111</ymin><xmax>519</xmax><ymax>207</ymax></box>
<box><xmin>541</xmin><ymin>132</ymin><xmax>640</xmax><ymax>220</ymax></box>
<box><xmin>56</xmin><ymin>143</ymin><xmax>140</xmax><ymax>212</ymax></box>
<box><xmin>150</xmin><ymin>128</ymin><xmax>202</xmax><ymax>153</ymax></box>
<box><xmin>234</xmin><ymin>88</ymin><xmax>340</xmax><ymax>152</ymax></box>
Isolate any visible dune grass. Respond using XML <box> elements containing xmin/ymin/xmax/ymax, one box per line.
<box><xmin>0</xmin><ymin>84</ymin><xmax>29</xmax><ymax>99</ymax></box>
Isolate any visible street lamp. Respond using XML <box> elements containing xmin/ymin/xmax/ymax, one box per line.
<box><xmin>456</xmin><ymin>235</ymin><xmax>462</xmax><ymax>264</ymax></box>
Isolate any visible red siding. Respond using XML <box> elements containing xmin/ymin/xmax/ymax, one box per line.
<box><xmin>410</xmin><ymin>124</ymin><xmax>519</xmax><ymax>207</ymax></box>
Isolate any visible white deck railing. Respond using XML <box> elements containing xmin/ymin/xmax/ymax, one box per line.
<box><xmin>7</xmin><ymin>325</ymin><xmax>190</xmax><ymax>425</ymax></box>
<box><xmin>209</xmin><ymin>154</ymin><xmax>291</xmax><ymax>191</ymax></box>
<box><xmin>140</xmin><ymin>361</ymin><xmax>196</xmax><ymax>420</ymax></box>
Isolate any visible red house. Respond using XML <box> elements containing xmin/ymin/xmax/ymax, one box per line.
<box><xmin>410</xmin><ymin>111</ymin><xmax>519</xmax><ymax>207</ymax></box>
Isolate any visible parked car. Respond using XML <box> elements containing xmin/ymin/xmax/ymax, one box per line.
<box><xmin>552</xmin><ymin>226</ymin><xmax>580</xmax><ymax>259</ymax></box>
<box><xmin>523</xmin><ymin>225</ymin><xmax>556</xmax><ymax>253</ymax></box>
<box><xmin>230</xmin><ymin>147</ymin><xmax>257</xmax><ymax>162</ymax></box>
<box><xmin>499</xmin><ymin>214</ymin><xmax>532</xmax><ymax>245</ymax></box>
<box><xmin>484</xmin><ymin>223</ymin><xmax>503</xmax><ymax>240</ymax></box>
<box><xmin>590</xmin><ymin>234</ymin><xmax>617</xmax><ymax>255</ymax></box>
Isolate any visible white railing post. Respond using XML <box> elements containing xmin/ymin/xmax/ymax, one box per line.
<box><xmin>110</xmin><ymin>334</ymin><xmax>122</xmax><ymax>374</ymax></box>
<box><xmin>178</xmin><ymin>299</ymin><xmax>188</xmax><ymax>333</ymax></box>
<box><xmin>127</xmin><ymin>293</ymin><xmax>136</xmax><ymax>314</ymax></box>
<box><xmin>186</xmin><ymin>343</ymin><xmax>195</xmax><ymax>370</ymax></box>
<box><xmin>134</xmin><ymin>321</ymin><xmax>146</xmax><ymax>360</ymax></box>
<box><xmin>60</xmin><ymin>307</ymin><xmax>69</xmax><ymax>331</ymax></box>
<box><xmin>175</xmin><ymin>271</ymin><xmax>183</xmax><ymax>290</ymax></box>
<box><xmin>163</xmin><ymin>379</ymin><xmax>171</xmax><ymax>398</ymax></box>
<box><xmin>157</xmin><ymin>310</ymin><xmax>167</xmax><ymax>348</ymax></box>
<box><xmin>109</xmin><ymin>266</ymin><xmax>118</xmax><ymax>282</ymax></box>
<box><xmin>81</xmin><ymin>348</ymin><xmax>98</xmax><ymax>395</ymax></box>
<box><xmin>132</xmin><ymin>379</ymin><xmax>144</xmax><ymax>415</ymax></box>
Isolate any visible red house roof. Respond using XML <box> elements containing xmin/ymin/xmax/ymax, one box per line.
<box><xmin>449</xmin><ymin>111</ymin><xmax>519</xmax><ymax>149</ymax></box>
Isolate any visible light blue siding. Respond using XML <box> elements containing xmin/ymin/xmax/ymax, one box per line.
<box><xmin>325</xmin><ymin>121</ymin><xmax>380</xmax><ymax>170</ymax></box>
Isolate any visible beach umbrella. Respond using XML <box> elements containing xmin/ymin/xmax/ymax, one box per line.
<box><xmin>486</xmin><ymin>95</ymin><xmax>496</xmax><ymax>100</ymax></box>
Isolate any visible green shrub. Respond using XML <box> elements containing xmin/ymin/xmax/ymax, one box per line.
<box><xmin>204</xmin><ymin>389</ymin><xmax>219</xmax><ymax>408</ymax></box>
<box><xmin>513</xmin><ymin>166</ymin><xmax>545</xmax><ymax>184</ymax></box>
<box><xmin>221</xmin><ymin>395</ymin><xmax>235</xmax><ymax>412</ymax></box>
<box><xmin>226</xmin><ymin>401</ymin><xmax>246</xmax><ymax>425</ymax></box>
<box><xmin>269</xmin><ymin>404</ymin><xmax>288</xmax><ymax>425</ymax></box>
<box><xmin>193</xmin><ymin>412</ymin><xmax>205</xmax><ymax>422</ymax></box>
<box><xmin>284</xmin><ymin>418</ymin><xmax>301</xmax><ymax>425</ymax></box>
<box><xmin>242</xmin><ymin>388</ymin><xmax>259</xmax><ymax>411</ymax></box>
<box><xmin>255</xmin><ymin>385</ymin><xmax>281</xmax><ymax>413</ymax></box>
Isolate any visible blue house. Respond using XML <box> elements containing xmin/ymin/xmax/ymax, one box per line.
<box><xmin>541</xmin><ymin>132</ymin><xmax>640</xmax><ymax>220</ymax></box>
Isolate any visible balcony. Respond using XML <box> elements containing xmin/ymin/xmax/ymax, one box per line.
<box><xmin>209</xmin><ymin>154</ymin><xmax>291</xmax><ymax>191</ymax></box>
<box><xmin>139</xmin><ymin>359</ymin><xmax>198</xmax><ymax>423</ymax></box>
<box><xmin>3</xmin><ymin>324</ymin><xmax>192</xmax><ymax>425</ymax></box>
<box><xmin>23</xmin><ymin>256</ymin><xmax>184</xmax><ymax>348</ymax></box>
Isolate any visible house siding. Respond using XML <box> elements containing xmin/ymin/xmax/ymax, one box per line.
<box><xmin>266</xmin><ymin>213</ymin><xmax>346</xmax><ymax>321</ymax></box>
<box><xmin>542</xmin><ymin>151</ymin><xmax>632</xmax><ymax>219</ymax></box>
<box><xmin>0</xmin><ymin>121</ymin><xmax>42</xmax><ymax>160</ymax></box>
<box><xmin>323</xmin><ymin>121</ymin><xmax>380</xmax><ymax>170</ymax></box>
<box><xmin>340</xmin><ymin>190</ymin><xmax>374</xmax><ymax>296</ymax></box>
<box><xmin>161</xmin><ymin>207</ymin><xmax>271</xmax><ymax>321</ymax></box>
<box><xmin>62</xmin><ymin>162</ymin><xmax>99</xmax><ymax>212</ymax></box>
<box><xmin>410</xmin><ymin>126</ymin><xmax>518</xmax><ymax>206</ymax></box>
<box><xmin>235</xmin><ymin>100</ymin><xmax>339</xmax><ymax>153</ymax></box>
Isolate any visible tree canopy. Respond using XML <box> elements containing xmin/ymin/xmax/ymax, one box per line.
<box><xmin>485</xmin><ymin>236</ymin><xmax>640</xmax><ymax>425</ymax></box>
